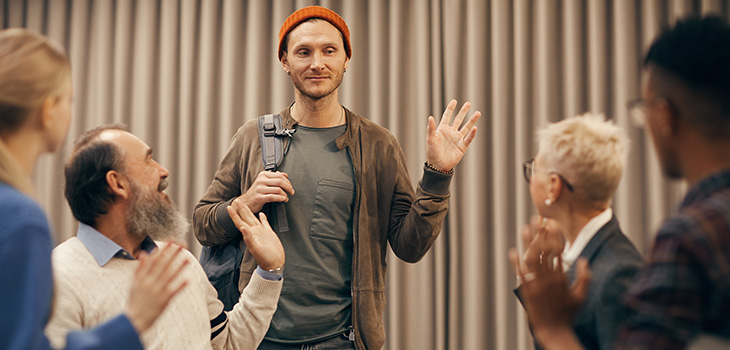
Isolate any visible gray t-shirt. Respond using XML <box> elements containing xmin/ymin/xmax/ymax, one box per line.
<box><xmin>266</xmin><ymin>124</ymin><xmax>355</xmax><ymax>343</ymax></box>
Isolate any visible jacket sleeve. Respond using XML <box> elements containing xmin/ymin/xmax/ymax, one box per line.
<box><xmin>194</xmin><ymin>124</ymin><xmax>256</xmax><ymax>246</ymax></box>
<box><xmin>386</xmin><ymin>140</ymin><xmax>452</xmax><ymax>263</ymax></box>
<box><xmin>65</xmin><ymin>316</ymin><xmax>143</xmax><ymax>350</ymax></box>
<box><xmin>0</xmin><ymin>216</ymin><xmax>55</xmax><ymax>350</ymax></box>
<box><xmin>209</xmin><ymin>271</ymin><xmax>282</xmax><ymax>350</ymax></box>
<box><xmin>595</xmin><ymin>263</ymin><xmax>640</xmax><ymax>350</ymax></box>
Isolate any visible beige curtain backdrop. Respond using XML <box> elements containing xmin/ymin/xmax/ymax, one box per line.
<box><xmin>4</xmin><ymin>0</ymin><xmax>729</xmax><ymax>349</ymax></box>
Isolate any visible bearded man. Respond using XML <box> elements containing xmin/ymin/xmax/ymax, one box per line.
<box><xmin>45</xmin><ymin>125</ymin><xmax>285</xmax><ymax>350</ymax></box>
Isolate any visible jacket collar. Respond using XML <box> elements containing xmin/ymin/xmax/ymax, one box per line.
<box><xmin>280</xmin><ymin>104</ymin><xmax>360</xmax><ymax>151</ymax></box>
<box><xmin>566</xmin><ymin>215</ymin><xmax>621</xmax><ymax>281</ymax></box>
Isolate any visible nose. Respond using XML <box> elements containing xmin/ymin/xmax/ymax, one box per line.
<box><xmin>310</xmin><ymin>52</ymin><xmax>325</xmax><ymax>70</ymax></box>
<box><xmin>155</xmin><ymin>160</ymin><xmax>170</xmax><ymax>178</ymax></box>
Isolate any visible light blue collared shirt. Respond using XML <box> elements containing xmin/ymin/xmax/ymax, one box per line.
<box><xmin>76</xmin><ymin>223</ymin><xmax>157</xmax><ymax>267</ymax></box>
<box><xmin>76</xmin><ymin>223</ymin><xmax>282</xmax><ymax>281</ymax></box>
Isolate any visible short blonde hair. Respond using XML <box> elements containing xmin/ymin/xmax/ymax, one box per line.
<box><xmin>0</xmin><ymin>28</ymin><xmax>70</xmax><ymax>133</ymax></box>
<box><xmin>537</xmin><ymin>113</ymin><xmax>629</xmax><ymax>203</ymax></box>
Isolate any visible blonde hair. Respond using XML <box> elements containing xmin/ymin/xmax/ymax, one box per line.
<box><xmin>537</xmin><ymin>113</ymin><xmax>629</xmax><ymax>203</ymax></box>
<box><xmin>0</xmin><ymin>28</ymin><xmax>70</xmax><ymax>195</ymax></box>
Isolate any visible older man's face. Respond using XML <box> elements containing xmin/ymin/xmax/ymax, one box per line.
<box><xmin>98</xmin><ymin>130</ymin><xmax>188</xmax><ymax>240</ymax></box>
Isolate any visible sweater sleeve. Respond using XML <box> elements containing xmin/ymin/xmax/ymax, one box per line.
<box><xmin>209</xmin><ymin>271</ymin><xmax>282</xmax><ymax>350</ymax></box>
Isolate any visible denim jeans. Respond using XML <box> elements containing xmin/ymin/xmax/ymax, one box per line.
<box><xmin>258</xmin><ymin>331</ymin><xmax>356</xmax><ymax>350</ymax></box>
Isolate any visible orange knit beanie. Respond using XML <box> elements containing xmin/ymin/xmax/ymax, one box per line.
<box><xmin>278</xmin><ymin>6</ymin><xmax>351</xmax><ymax>60</ymax></box>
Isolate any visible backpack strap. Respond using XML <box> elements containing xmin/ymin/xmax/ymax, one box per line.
<box><xmin>257</xmin><ymin>114</ymin><xmax>295</xmax><ymax>232</ymax></box>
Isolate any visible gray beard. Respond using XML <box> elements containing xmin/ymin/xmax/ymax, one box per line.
<box><xmin>126</xmin><ymin>179</ymin><xmax>189</xmax><ymax>242</ymax></box>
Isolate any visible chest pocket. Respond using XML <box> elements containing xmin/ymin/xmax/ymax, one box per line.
<box><xmin>309</xmin><ymin>178</ymin><xmax>355</xmax><ymax>241</ymax></box>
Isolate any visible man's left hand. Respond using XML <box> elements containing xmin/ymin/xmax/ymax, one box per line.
<box><xmin>426</xmin><ymin>99</ymin><xmax>481</xmax><ymax>172</ymax></box>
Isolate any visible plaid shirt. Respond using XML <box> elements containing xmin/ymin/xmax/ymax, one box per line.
<box><xmin>616</xmin><ymin>170</ymin><xmax>730</xmax><ymax>349</ymax></box>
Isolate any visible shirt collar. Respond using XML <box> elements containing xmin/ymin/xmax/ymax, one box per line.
<box><xmin>77</xmin><ymin>223</ymin><xmax>158</xmax><ymax>267</ymax></box>
<box><xmin>561</xmin><ymin>208</ymin><xmax>613</xmax><ymax>271</ymax></box>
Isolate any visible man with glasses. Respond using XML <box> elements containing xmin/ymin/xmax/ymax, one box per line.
<box><xmin>513</xmin><ymin>15</ymin><xmax>730</xmax><ymax>350</ymax></box>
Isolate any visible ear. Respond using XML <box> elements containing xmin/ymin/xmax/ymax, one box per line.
<box><xmin>654</xmin><ymin>98</ymin><xmax>680</xmax><ymax>138</ymax></box>
<box><xmin>547</xmin><ymin>174</ymin><xmax>563</xmax><ymax>203</ymax></box>
<box><xmin>39</xmin><ymin>95</ymin><xmax>58</xmax><ymax>130</ymax></box>
<box><xmin>344</xmin><ymin>57</ymin><xmax>349</xmax><ymax>70</ymax></box>
<box><xmin>281</xmin><ymin>54</ymin><xmax>291</xmax><ymax>74</ymax></box>
<box><xmin>106</xmin><ymin>170</ymin><xmax>131</xmax><ymax>200</ymax></box>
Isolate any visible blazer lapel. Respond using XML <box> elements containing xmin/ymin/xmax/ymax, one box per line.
<box><xmin>566</xmin><ymin>215</ymin><xmax>621</xmax><ymax>283</ymax></box>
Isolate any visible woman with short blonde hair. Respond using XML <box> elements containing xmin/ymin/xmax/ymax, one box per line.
<box><xmin>517</xmin><ymin>113</ymin><xmax>643</xmax><ymax>350</ymax></box>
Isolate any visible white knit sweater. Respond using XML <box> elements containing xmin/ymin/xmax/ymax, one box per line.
<box><xmin>45</xmin><ymin>237</ymin><xmax>282</xmax><ymax>350</ymax></box>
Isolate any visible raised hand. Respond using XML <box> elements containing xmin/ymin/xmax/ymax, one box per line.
<box><xmin>509</xmin><ymin>250</ymin><xmax>590</xmax><ymax>350</ymax></box>
<box><xmin>228</xmin><ymin>198</ymin><xmax>285</xmax><ymax>271</ymax></box>
<box><xmin>238</xmin><ymin>171</ymin><xmax>294</xmax><ymax>213</ymax></box>
<box><xmin>520</xmin><ymin>216</ymin><xmax>565</xmax><ymax>275</ymax></box>
<box><xmin>426</xmin><ymin>99</ymin><xmax>481</xmax><ymax>172</ymax></box>
<box><xmin>126</xmin><ymin>243</ymin><xmax>189</xmax><ymax>333</ymax></box>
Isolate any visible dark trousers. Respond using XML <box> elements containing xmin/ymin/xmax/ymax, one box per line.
<box><xmin>258</xmin><ymin>332</ymin><xmax>356</xmax><ymax>350</ymax></box>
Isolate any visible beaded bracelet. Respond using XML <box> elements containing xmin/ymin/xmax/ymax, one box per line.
<box><xmin>425</xmin><ymin>162</ymin><xmax>454</xmax><ymax>175</ymax></box>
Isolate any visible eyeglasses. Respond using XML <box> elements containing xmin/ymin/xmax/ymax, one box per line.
<box><xmin>522</xmin><ymin>158</ymin><xmax>575</xmax><ymax>192</ymax></box>
<box><xmin>626</xmin><ymin>98</ymin><xmax>650</xmax><ymax>127</ymax></box>
<box><xmin>626</xmin><ymin>96</ymin><xmax>665</xmax><ymax>128</ymax></box>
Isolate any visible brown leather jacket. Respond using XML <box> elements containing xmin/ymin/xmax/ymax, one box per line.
<box><xmin>193</xmin><ymin>107</ymin><xmax>451</xmax><ymax>349</ymax></box>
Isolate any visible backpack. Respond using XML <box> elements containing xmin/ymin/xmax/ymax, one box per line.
<box><xmin>200</xmin><ymin>114</ymin><xmax>295</xmax><ymax>311</ymax></box>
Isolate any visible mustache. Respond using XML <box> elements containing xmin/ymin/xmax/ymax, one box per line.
<box><xmin>158</xmin><ymin>178</ymin><xmax>168</xmax><ymax>191</ymax></box>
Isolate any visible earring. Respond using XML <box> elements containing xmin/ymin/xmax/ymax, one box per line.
<box><xmin>343</xmin><ymin>68</ymin><xmax>347</xmax><ymax>73</ymax></box>
<box><xmin>545</xmin><ymin>199</ymin><xmax>551</xmax><ymax>206</ymax></box>
<box><xmin>286</xmin><ymin>71</ymin><xmax>291</xmax><ymax>75</ymax></box>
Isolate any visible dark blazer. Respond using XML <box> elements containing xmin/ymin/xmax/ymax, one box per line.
<box><xmin>517</xmin><ymin>215</ymin><xmax>644</xmax><ymax>350</ymax></box>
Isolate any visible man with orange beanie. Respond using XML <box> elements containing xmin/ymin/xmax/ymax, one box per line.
<box><xmin>193</xmin><ymin>6</ymin><xmax>481</xmax><ymax>349</ymax></box>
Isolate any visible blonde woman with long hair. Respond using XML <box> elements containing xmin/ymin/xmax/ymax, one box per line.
<box><xmin>0</xmin><ymin>28</ymin><xmax>187</xmax><ymax>350</ymax></box>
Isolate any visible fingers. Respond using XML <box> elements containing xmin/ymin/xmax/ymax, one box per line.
<box><xmin>227</xmin><ymin>205</ymin><xmax>243</xmax><ymax>231</ymax></box>
<box><xmin>154</xmin><ymin>245</ymin><xmax>188</xmax><ymax>291</ymax></box>
<box><xmin>439</xmin><ymin>99</ymin><xmax>458</xmax><ymax>127</ymax></box>
<box><xmin>427</xmin><ymin>116</ymin><xmax>436</xmax><ymax>139</ymax></box>
<box><xmin>450</xmin><ymin>101</ymin><xmax>472</xmax><ymax>130</ymax></box>
<box><xmin>460</xmin><ymin>110</ymin><xmax>482</xmax><ymax>136</ymax></box>
<box><xmin>258</xmin><ymin>212</ymin><xmax>272</xmax><ymax>230</ymax></box>
<box><xmin>570</xmin><ymin>258</ymin><xmax>591</xmax><ymax>304</ymax></box>
<box><xmin>462</xmin><ymin>125</ymin><xmax>479</xmax><ymax>149</ymax></box>
<box><xmin>509</xmin><ymin>248</ymin><xmax>525</xmax><ymax>280</ymax></box>
<box><xmin>232</xmin><ymin>198</ymin><xmax>258</xmax><ymax>225</ymax></box>
<box><xmin>228</xmin><ymin>202</ymin><xmax>260</xmax><ymax>236</ymax></box>
<box><xmin>520</xmin><ymin>223</ymin><xmax>535</xmax><ymax>249</ymax></box>
<box><xmin>258</xmin><ymin>171</ymin><xmax>294</xmax><ymax>195</ymax></box>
